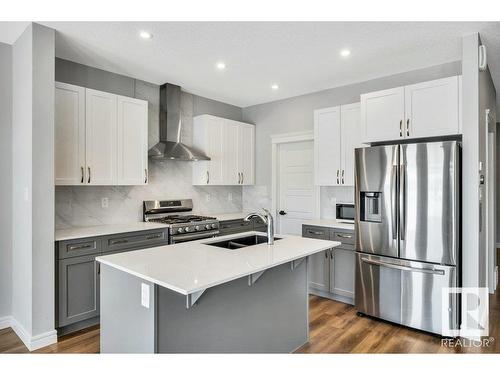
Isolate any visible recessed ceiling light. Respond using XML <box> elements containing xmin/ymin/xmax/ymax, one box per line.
<box><xmin>139</xmin><ymin>31</ymin><xmax>153</xmax><ymax>40</ymax></box>
<box><xmin>216</xmin><ymin>62</ymin><xmax>226</xmax><ymax>70</ymax></box>
<box><xmin>271</xmin><ymin>84</ymin><xmax>279</xmax><ymax>90</ymax></box>
<box><xmin>340</xmin><ymin>49</ymin><xmax>351</xmax><ymax>57</ymax></box>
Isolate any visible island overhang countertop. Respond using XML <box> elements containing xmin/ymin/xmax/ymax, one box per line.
<box><xmin>96</xmin><ymin>231</ymin><xmax>340</xmax><ymax>295</ymax></box>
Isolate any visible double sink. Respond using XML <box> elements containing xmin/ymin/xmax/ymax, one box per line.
<box><xmin>207</xmin><ymin>234</ymin><xmax>282</xmax><ymax>249</ymax></box>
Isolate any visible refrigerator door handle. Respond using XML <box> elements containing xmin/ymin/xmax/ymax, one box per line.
<box><xmin>391</xmin><ymin>165</ymin><xmax>398</xmax><ymax>240</ymax></box>
<box><xmin>361</xmin><ymin>258</ymin><xmax>445</xmax><ymax>276</ymax></box>
<box><xmin>399</xmin><ymin>163</ymin><xmax>406</xmax><ymax>241</ymax></box>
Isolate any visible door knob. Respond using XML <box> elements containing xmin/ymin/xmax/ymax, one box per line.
<box><xmin>278</xmin><ymin>210</ymin><xmax>287</xmax><ymax>215</ymax></box>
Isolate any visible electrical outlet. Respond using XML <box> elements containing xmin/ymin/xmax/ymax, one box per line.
<box><xmin>141</xmin><ymin>283</ymin><xmax>150</xmax><ymax>308</ymax></box>
<box><xmin>101</xmin><ymin>197</ymin><xmax>109</xmax><ymax>208</ymax></box>
<box><xmin>228</xmin><ymin>192</ymin><xmax>233</xmax><ymax>202</ymax></box>
<box><xmin>205</xmin><ymin>193</ymin><xmax>211</xmax><ymax>203</ymax></box>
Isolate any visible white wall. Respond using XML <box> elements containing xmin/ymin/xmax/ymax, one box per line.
<box><xmin>241</xmin><ymin>61</ymin><xmax>462</xmax><ymax>212</ymax></box>
<box><xmin>0</xmin><ymin>42</ymin><xmax>12</xmax><ymax>320</ymax></box>
<box><xmin>11</xmin><ymin>23</ymin><xmax>56</xmax><ymax>349</ymax></box>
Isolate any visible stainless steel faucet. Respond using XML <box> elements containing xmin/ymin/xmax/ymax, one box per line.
<box><xmin>244</xmin><ymin>209</ymin><xmax>275</xmax><ymax>245</ymax></box>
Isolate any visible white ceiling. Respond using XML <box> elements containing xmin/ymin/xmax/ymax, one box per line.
<box><xmin>2</xmin><ymin>22</ymin><xmax>500</xmax><ymax>108</ymax></box>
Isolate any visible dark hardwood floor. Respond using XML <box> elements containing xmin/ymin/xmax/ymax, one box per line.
<box><xmin>1</xmin><ymin>289</ymin><xmax>499</xmax><ymax>354</ymax></box>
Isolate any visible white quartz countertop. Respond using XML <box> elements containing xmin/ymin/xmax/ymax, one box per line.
<box><xmin>303</xmin><ymin>219</ymin><xmax>355</xmax><ymax>231</ymax></box>
<box><xmin>96</xmin><ymin>231</ymin><xmax>339</xmax><ymax>295</ymax></box>
<box><xmin>55</xmin><ymin>222</ymin><xmax>169</xmax><ymax>241</ymax></box>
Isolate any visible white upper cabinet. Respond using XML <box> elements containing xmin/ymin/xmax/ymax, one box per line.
<box><xmin>361</xmin><ymin>87</ymin><xmax>405</xmax><ymax>143</ymax></box>
<box><xmin>404</xmin><ymin>76</ymin><xmax>459</xmax><ymax>139</ymax></box>
<box><xmin>116</xmin><ymin>95</ymin><xmax>149</xmax><ymax>185</ymax></box>
<box><xmin>55</xmin><ymin>82</ymin><xmax>86</xmax><ymax>185</ymax></box>
<box><xmin>340</xmin><ymin>103</ymin><xmax>361</xmax><ymax>186</ymax></box>
<box><xmin>85</xmin><ymin>89</ymin><xmax>117</xmax><ymax>185</ymax></box>
<box><xmin>361</xmin><ymin>75</ymin><xmax>461</xmax><ymax>143</ymax></box>
<box><xmin>238</xmin><ymin>123</ymin><xmax>255</xmax><ymax>185</ymax></box>
<box><xmin>192</xmin><ymin>115</ymin><xmax>255</xmax><ymax>186</ymax></box>
<box><xmin>314</xmin><ymin>103</ymin><xmax>361</xmax><ymax>186</ymax></box>
<box><xmin>314</xmin><ymin>107</ymin><xmax>341</xmax><ymax>186</ymax></box>
<box><xmin>55</xmin><ymin>82</ymin><xmax>148</xmax><ymax>186</ymax></box>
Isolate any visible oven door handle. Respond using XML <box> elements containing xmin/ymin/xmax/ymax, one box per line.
<box><xmin>170</xmin><ymin>230</ymin><xmax>219</xmax><ymax>243</ymax></box>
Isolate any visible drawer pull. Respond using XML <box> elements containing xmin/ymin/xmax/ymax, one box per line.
<box><xmin>110</xmin><ymin>239</ymin><xmax>128</xmax><ymax>245</ymax></box>
<box><xmin>307</xmin><ymin>230</ymin><xmax>324</xmax><ymax>236</ymax></box>
<box><xmin>146</xmin><ymin>233</ymin><xmax>162</xmax><ymax>240</ymax></box>
<box><xmin>336</xmin><ymin>233</ymin><xmax>353</xmax><ymax>239</ymax></box>
<box><xmin>68</xmin><ymin>243</ymin><xmax>93</xmax><ymax>251</ymax></box>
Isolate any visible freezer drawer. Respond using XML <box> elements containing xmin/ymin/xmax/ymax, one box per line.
<box><xmin>355</xmin><ymin>253</ymin><xmax>458</xmax><ymax>336</ymax></box>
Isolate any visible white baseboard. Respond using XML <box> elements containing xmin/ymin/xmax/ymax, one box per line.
<box><xmin>7</xmin><ymin>317</ymin><xmax>57</xmax><ymax>351</ymax></box>
<box><xmin>0</xmin><ymin>315</ymin><xmax>12</xmax><ymax>330</ymax></box>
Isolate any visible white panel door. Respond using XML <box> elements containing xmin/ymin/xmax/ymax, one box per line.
<box><xmin>238</xmin><ymin>123</ymin><xmax>255</xmax><ymax>185</ymax></box>
<box><xmin>55</xmin><ymin>82</ymin><xmax>86</xmax><ymax>185</ymax></box>
<box><xmin>314</xmin><ymin>107</ymin><xmax>341</xmax><ymax>186</ymax></box>
<box><xmin>116</xmin><ymin>95</ymin><xmax>148</xmax><ymax>185</ymax></box>
<box><xmin>340</xmin><ymin>103</ymin><xmax>361</xmax><ymax>186</ymax></box>
<box><xmin>278</xmin><ymin>141</ymin><xmax>317</xmax><ymax>235</ymax></box>
<box><xmin>223</xmin><ymin>120</ymin><xmax>239</xmax><ymax>185</ymax></box>
<box><xmin>361</xmin><ymin>86</ymin><xmax>405</xmax><ymax>143</ymax></box>
<box><xmin>85</xmin><ymin>88</ymin><xmax>117</xmax><ymax>185</ymax></box>
<box><xmin>404</xmin><ymin>76</ymin><xmax>459</xmax><ymax>139</ymax></box>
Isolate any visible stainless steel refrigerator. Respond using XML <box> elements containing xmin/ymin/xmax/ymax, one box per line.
<box><xmin>354</xmin><ymin>141</ymin><xmax>460</xmax><ymax>336</ymax></box>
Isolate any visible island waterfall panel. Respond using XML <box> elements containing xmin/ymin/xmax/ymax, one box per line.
<box><xmin>100</xmin><ymin>260</ymin><xmax>309</xmax><ymax>353</ymax></box>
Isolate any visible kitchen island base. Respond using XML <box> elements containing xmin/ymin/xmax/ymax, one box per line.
<box><xmin>100</xmin><ymin>258</ymin><xmax>309</xmax><ymax>353</ymax></box>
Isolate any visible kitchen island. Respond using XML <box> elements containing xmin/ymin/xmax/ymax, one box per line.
<box><xmin>96</xmin><ymin>231</ymin><xmax>339</xmax><ymax>353</ymax></box>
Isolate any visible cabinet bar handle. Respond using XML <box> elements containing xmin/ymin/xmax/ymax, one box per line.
<box><xmin>406</xmin><ymin>119</ymin><xmax>410</xmax><ymax>137</ymax></box>
<box><xmin>399</xmin><ymin>120</ymin><xmax>403</xmax><ymax>137</ymax></box>
<box><xmin>336</xmin><ymin>233</ymin><xmax>353</xmax><ymax>239</ymax></box>
<box><xmin>145</xmin><ymin>169</ymin><xmax>148</xmax><ymax>183</ymax></box>
<box><xmin>81</xmin><ymin>166</ymin><xmax>84</xmax><ymax>183</ymax></box>
<box><xmin>206</xmin><ymin>171</ymin><xmax>210</xmax><ymax>184</ymax></box>
<box><xmin>307</xmin><ymin>229</ymin><xmax>324</xmax><ymax>235</ymax></box>
<box><xmin>336</xmin><ymin>170</ymin><xmax>339</xmax><ymax>184</ymax></box>
<box><xmin>88</xmin><ymin>167</ymin><xmax>91</xmax><ymax>183</ymax></box>
<box><xmin>325</xmin><ymin>251</ymin><xmax>328</xmax><ymax>259</ymax></box>
<box><xmin>330</xmin><ymin>250</ymin><xmax>333</xmax><ymax>259</ymax></box>
<box><xmin>146</xmin><ymin>233</ymin><xmax>162</xmax><ymax>240</ymax></box>
<box><xmin>341</xmin><ymin>169</ymin><xmax>345</xmax><ymax>184</ymax></box>
<box><xmin>68</xmin><ymin>243</ymin><xmax>93</xmax><ymax>251</ymax></box>
<box><xmin>110</xmin><ymin>239</ymin><xmax>128</xmax><ymax>245</ymax></box>
<box><xmin>238</xmin><ymin>172</ymin><xmax>241</xmax><ymax>184</ymax></box>
<box><xmin>241</xmin><ymin>172</ymin><xmax>244</xmax><ymax>185</ymax></box>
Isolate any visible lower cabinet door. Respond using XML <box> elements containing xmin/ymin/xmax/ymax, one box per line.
<box><xmin>330</xmin><ymin>248</ymin><xmax>355</xmax><ymax>300</ymax></box>
<box><xmin>308</xmin><ymin>250</ymin><xmax>330</xmax><ymax>292</ymax></box>
<box><xmin>58</xmin><ymin>254</ymin><xmax>100</xmax><ymax>327</ymax></box>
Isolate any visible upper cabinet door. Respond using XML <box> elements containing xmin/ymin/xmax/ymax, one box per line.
<box><xmin>55</xmin><ymin>82</ymin><xmax>86</xmax><ymax>185</ymax></box>
<box><xmin>223</xmin><ymin>120</ymin><xmax>240</xmax><ymax>185</ymax></box>
<box><xmin>340</xmin><ymin>103</ymin><xmax>361</xmax><ymax>186</ymax></box>
<box><xmin>314</xmin><ymin>106</ymin><xmax>341</xmax><ymax>186</ymax></box>
<box><xmin>238</xmin><ymin>123</ymin><xmax>255</xmax><ymax>185</ymax></box>
<box><xmin>85</xmin><ymin>88</ymin><xmax>117</xmax><ymax>185</ymax></box>
<box><xmin>116</xmin><ymin>96</ymin><xmax>148</xmax><ymax>185</ymax></box>
<box><xmin>361</xmin><ymin>87</ymin><xmax>405</xmax><ymax>143</ymax></box>
<box><xmin>404</xmin><ymin>76</ymin><xmax>459</xmax><ymax>139</ymax></box>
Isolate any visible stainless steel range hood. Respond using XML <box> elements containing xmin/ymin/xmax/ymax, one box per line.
<box><xmin>148</xmin><ymin>83</ymin><xmax>210</xmax><ymax>161</ymax></box>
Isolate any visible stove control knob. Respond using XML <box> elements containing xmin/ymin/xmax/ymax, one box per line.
<box><xmin>177</xmin><ymin>228</ymin><xmax>184</xmax><ymax>233</ymax></box>
<box><xmin>195</xmin><ymin>225</ymin><xmax>200</xmax><ymax>231</ymax></box>
<box><xmin>184</xmin><ymin>226</ymin><xmax>191</xmax><ymax>232</ymax></box>
<box><xmin>211</xmin><ymin>223</ymin><xmax>217</xmax><ymax>229</ymax></box>
<box><xmin>205</xmin><ymin>224</ymin><xmax>211</xmax><ymax>230</ymax></box>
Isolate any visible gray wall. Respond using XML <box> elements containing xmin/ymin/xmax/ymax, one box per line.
<box><xmin>241</xmin><ymin>61</ymin><xmax>462</xmax><ymax>213</ymax></box>
<box><xmin>0</xmin><ymin>42</ymin><xmax>12</xmax><ymax>319</ymax></box>
<box><xmin>11</xmin><ymin>23</ymin><xmax>56</xmax><ymax>340</ymax></box>
<box><xmin>55</xmin><ymin>59</ymin><xmax>244</xmax><ymax>227</ymax></box>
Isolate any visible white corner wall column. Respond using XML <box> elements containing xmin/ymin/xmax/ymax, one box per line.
<box><xmin>11</xmin><ymin>23</ymin><xmax>57</xmax><ymax>351</ymax></box>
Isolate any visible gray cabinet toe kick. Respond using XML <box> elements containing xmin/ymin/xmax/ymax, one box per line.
<box><xmin>302</xmin><ymin>224</ymin><xmax>355</xmax><ymax>304</ymax></box>
<box><xmin>55</xmin><ymin>227</ymin><xmax>169</xmax><ymax>335</ymax></box>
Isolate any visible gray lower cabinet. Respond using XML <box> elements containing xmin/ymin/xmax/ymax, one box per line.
<box><xmin>55</xmin><ymin>227</ymin><xmax>168</xmax><ymax>335</ymax></box>
<box><xmin>302</xmin><ymin>224</ymin><xmax>355</xmax><ymax>304</ymax></box>
<box><xmin>218</xmin><ymin>217</ymin><xmax>266</xmax><ymax>236</ymax></box>
<box><xmin>58</xmin><ymin>254</ymin><xmax>100</xmax><ymax>327</ymax></box>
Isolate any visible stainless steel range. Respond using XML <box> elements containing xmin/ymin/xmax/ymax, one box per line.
<box><xmin>143</xmin><ymin>199</ymin><xmax>219</xmax><ymax>244</ymax></box>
